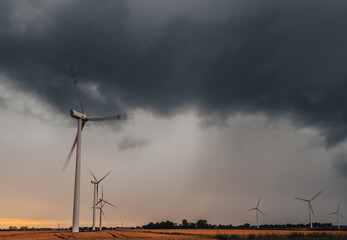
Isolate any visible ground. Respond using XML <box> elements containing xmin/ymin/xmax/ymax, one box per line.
<box><xmin>0</xmin><ymin>229</ymin><xmax>346</xmax><ymax>239</ymax></box>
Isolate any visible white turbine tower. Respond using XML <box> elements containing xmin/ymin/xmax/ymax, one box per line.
<box><xmin>64</xmin><ymin>67</ymin><xmax>128</xmax><ymax>232</ymax></box>
<box><xmin>89</xmin><ymin>169</ymin><xmax>111</xmax><ymax>231</ymax></box>
<box><xmin>328</xmin><ymin>204</ymin><xmax>345</xmax><ymax>229</ymax></box>
<box><xmin>247</xmin><ymin>198</ymin><xmax>265</xmax><ymax>229</ymax></box>
<box><xmin>96</xmin><ymin>203</ymin><xmax>106</xmax><ymax>231</ymax></box>
<box><xmin>294</xmin><ymin>191</ymin><xmax>322</xmax><ymax>229</ymax></box>
<box><xmin>96</xmin><ymin>185</ymin><xmax>116</xmax><ymax>231</ymax></box>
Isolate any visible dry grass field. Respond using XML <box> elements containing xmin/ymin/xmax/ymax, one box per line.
<box><xmin>0</xmin><ymin>229</ymin><xmax>346</xmax><ymax>240</ymax></box>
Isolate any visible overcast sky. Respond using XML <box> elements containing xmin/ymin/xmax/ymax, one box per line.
<box><xmin>1</xmin><ymin>0</ymin><xmax>347</xmax><ymax>228</ymax></box>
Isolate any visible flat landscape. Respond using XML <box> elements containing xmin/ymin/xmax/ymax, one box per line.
<box><xmin>0</xmin><ymin>229</ymin><xmax>346</xmax><ymax>240</ymax></box>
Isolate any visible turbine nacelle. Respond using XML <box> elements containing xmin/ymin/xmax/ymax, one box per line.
<box><xmin>70</xmin><ymin>109</ymin><xmax>87</xmax><ymax>120</ymax></box>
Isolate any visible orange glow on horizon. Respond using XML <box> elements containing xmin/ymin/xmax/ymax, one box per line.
<box><xmin>0</xmin><ymin>218</ymin><xmax>139</xmax><ymax>229</ymax></box>
<box><xmin>0</xmin><ymin>218</ymin><xmax>85</xmax><ymax>229</ymax></box>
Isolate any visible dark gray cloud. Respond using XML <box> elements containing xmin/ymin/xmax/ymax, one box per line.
<box><xmin>118</xmin><ymin>136</ymin><xmax>149</xmax><ymax>151</ymax></box>
<box><xmin>1</xmin><ymin>1</ymin><xmax>347</xmax><ymax>146</ymax></box>
<box><xmin>332</xmin><ymin>152</ymin><xmax>347</xmax><ymax>178</ymax></box>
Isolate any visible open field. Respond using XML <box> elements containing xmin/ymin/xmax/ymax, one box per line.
<box><xmin>0</xmin><ymin>229</ymin><xmax>347</xmax><ymax>240</ymax></box>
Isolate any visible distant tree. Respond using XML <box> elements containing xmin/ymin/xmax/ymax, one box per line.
<box><xmin>182</xmin><ymin>219</ymin><xmax>189</xmax><ymax>229</ymax></box>
<box><xmin>9</xmin><ymin>226</ymin><xmax>17</xmax><ymax>230</ymax></box>
<box><xmin>142</xmin><ymin>221</ymin><xmax>175</xmax><ymax>229</ymax></box>
<box><xmin>238</xmin><ymin>223</ymin><xmax>250</xmax><ymax>229</ymax></box>
<box><xmin>20</xmin><ymin>226</ymin><xmax>28</xmax><ymax>230</ymax></box>
<box><xmin>189</xmin><ymin>222</ymin><xmax>196</xmax><ymax>228</ymax></box>
<box><xmin>196</xmin><ymin>219</ymin><xmax>208</xmax><ymax>229</ymax></box>
<box><xmin>142</xmin><ymin>222</ymin><xmax>154</xmax><ymax>229</ymax></box>
<box><xmin>164</xmin><ymin>220</ymin><xmax>174</xmax><ymax>229</ymax></box>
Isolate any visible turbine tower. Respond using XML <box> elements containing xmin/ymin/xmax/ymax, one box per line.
<box><xmin>96</xmin><ymin>202</ymin><xmax>106</xmax><ymax>231</ymax></box>
<box><xmin>328</xmin><ymin>204</ymin><xmax>345</xmax><ymax>228</ymax></box>
<box><xmin>89</xmin><ymin>169</ymin><xmax>111</xmax><ymax>231</ymax></box>
<box><xmin>294</xmin><ymin>191</ymin><xmax>322</xmax><ymax>229</ymax></box>
<box><xmin>64</xmin><ymin>67</ymin><xmax>128</xmax><ymax>232</ymax></box>
<box><xmin>247</xmin><ymin>198</ymin><xmax>265</xmax><ymax>229</ymax></box>
<box><xmin>96</xmin><ymin>185</ymin><xmax>116</xmax><ymax>231</ymax></box>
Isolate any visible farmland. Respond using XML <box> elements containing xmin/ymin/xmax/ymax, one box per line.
<box><xmin>0</xmin><ymin>229</ymin><xmax>346</xmax><ymax>240</ymax></box>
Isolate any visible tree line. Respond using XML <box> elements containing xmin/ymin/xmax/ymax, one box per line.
<box><xmin>142</xmin><ymin>220</ymin><xmax>340</xmax><ymax>230</ymax></box>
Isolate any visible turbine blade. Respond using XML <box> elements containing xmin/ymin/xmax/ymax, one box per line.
<box><xmin>88</xmin><ymin>113</ymin><xmax>131</xmax><ymax>122</ymax></box>
<box><xmin>62</xmin><ymin>121</ymin><xmax>86</xmax><ymax>171</ymax></box>
<box><xmin>74</xmin><ymin>80</ymin><xmax>85</xmax><ymax>114</ymax></box>
<box><xmin>258</xmin><ymin>209</ymin><xmax>266</xmax><ymax>216</ymax></box>
<box><xmin>310</xmin><ymin>203</ymin><xmax>315</xmax><ymax>217</ymax></box>
<box><xmin>98</xmin><ymin>171</ymin><xmax>112</xmax><ymax>183</ymax></box>
<box><xmin>103</xmin><ymin>200</ymin><xmax>116</xmax><ymax>208</ymax></box>
<box><xmin>310</xmin><ymin>191</ymin><xmax>322</xmax><ymax>201</ymax></box>
<box><xmin>62</xmin><ymin>134</ymin><xmax>77</xmax><ymax>171</ymax></box>
<box><xmin>339</xmin><ymin>213</ymin><xmax>346</xmax><ymax>218</ymax></box>
<box><xmin>247</xmin><ymin>208</ymin><xmax>257</xmax><ymax>211</ymax></box>
<box><xmin>257</xmin><ymin>198</ymin><xmax>260</xmax><ymax>208</ymax></box>
<box><xmin>328</xmin><ymin>212</ymin><xmax>337</xmax><ymax>216</ymax></box>
<box><xmin>89</xmin><ymin>169</ymin><xmax>97</xmax><ymax>181</ymax></box>
<box><xmin>101</xmin><ymin>209</ymin><xmax>106</xmax><ymax>219</ymax></box>
<box><xmin>96</xmin><ymin>199</ymin><xmax>102</xmax><ymax>206</ymax></box>
<box><xmin>294</xmin><ymin>197</ymin><xmax>309</xmax><ymax>202</ymax></box>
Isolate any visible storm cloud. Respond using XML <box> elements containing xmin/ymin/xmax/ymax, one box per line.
<box><xmin>1</xmin><ymin>0</ymin><xmax>347</xmax><ymax>147</ymax></box>
<box><xmin>118</xmin><ymin>136</ymin><xmax>149</xmax><ymax>151</ymax></box>
<box><xmin>332</xmin><ymin>152</ymin><xmax>347</xmax><ymax>178</ymax></box>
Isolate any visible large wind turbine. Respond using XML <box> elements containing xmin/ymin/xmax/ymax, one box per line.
<box><xmin>96</xmin><ymin>185</ymin><xmax>116</xmax><ymax>231</ymax></box>
<box><xmin>247</xmin><ymin>198</ymin><xmax>265</xmax><ymax>229</ymax></box>
<box><xmin>328</xmin><ymin>204</ymin><xmax>345</xmax><ymax>228</ymax></box>
<box><xmin>89</xmin><ymin>169</ymin><xmax>111</xmax><ymax>231</ymax></box>
<box><xmin>64</xmin><ymin>67</ymin><xmax>128</xmax><ymax>232</ymax></box>
<box><xmin>294</xmin><ymin>191</ymin><xmax>322</xmax><ymax>229</ymax></box>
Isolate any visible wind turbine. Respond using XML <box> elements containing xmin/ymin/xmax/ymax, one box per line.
<box><xmin>247</xmin><ymin>198</ymin><xmax>265</xmax><ymax>229</ymax></box>
<box><xmin>96</xmin><ymin>185</ymin><xmax>116</xmax><ymax>231</ymax></box>
<box><xmin>64</xmin><ymin>67</ymin><xmax>128</xmax><ymax>232</ymax></box>
<box><xmin>328</xmin><ymin>204</ymin><xmax>345</xmax><ymax>228</ymax></box>
<box><xmin>294</xmin><ymin>191</ymin><xmax>322</xmax><ymax>229</ymax></box>
<box><xmin>89</xmin><ymin>169</ymin><xmax>111</xmax><ymax>231</ymax></box>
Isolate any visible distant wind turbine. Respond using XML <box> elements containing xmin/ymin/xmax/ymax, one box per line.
<box><xmin>247</xmin><ymin>198</ymin><xmax>265</xmax><ymax>229</ymax></box>
<box><xmin>64</xmin><ymin>67</ymin><xmax>128</xmax><ymax>232</ymax></box>
<box><xmin>294</xmin><ymin>191</ymin><xmax>322</xmax><ymax>229</ymax></box>
<box><xmin>328</xmin><ymin>204</ymin><xmax>345</xmax><ymax>228</ymax></box>
<box><xmin>89</xmin><ymin>169</ymin><xmax>111</xmax><ymax>231</ymax></box>
<box><xmin>96</xmin><ymin>185</ymin><xmax>116</xmax><ymax>231</ymax></box>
